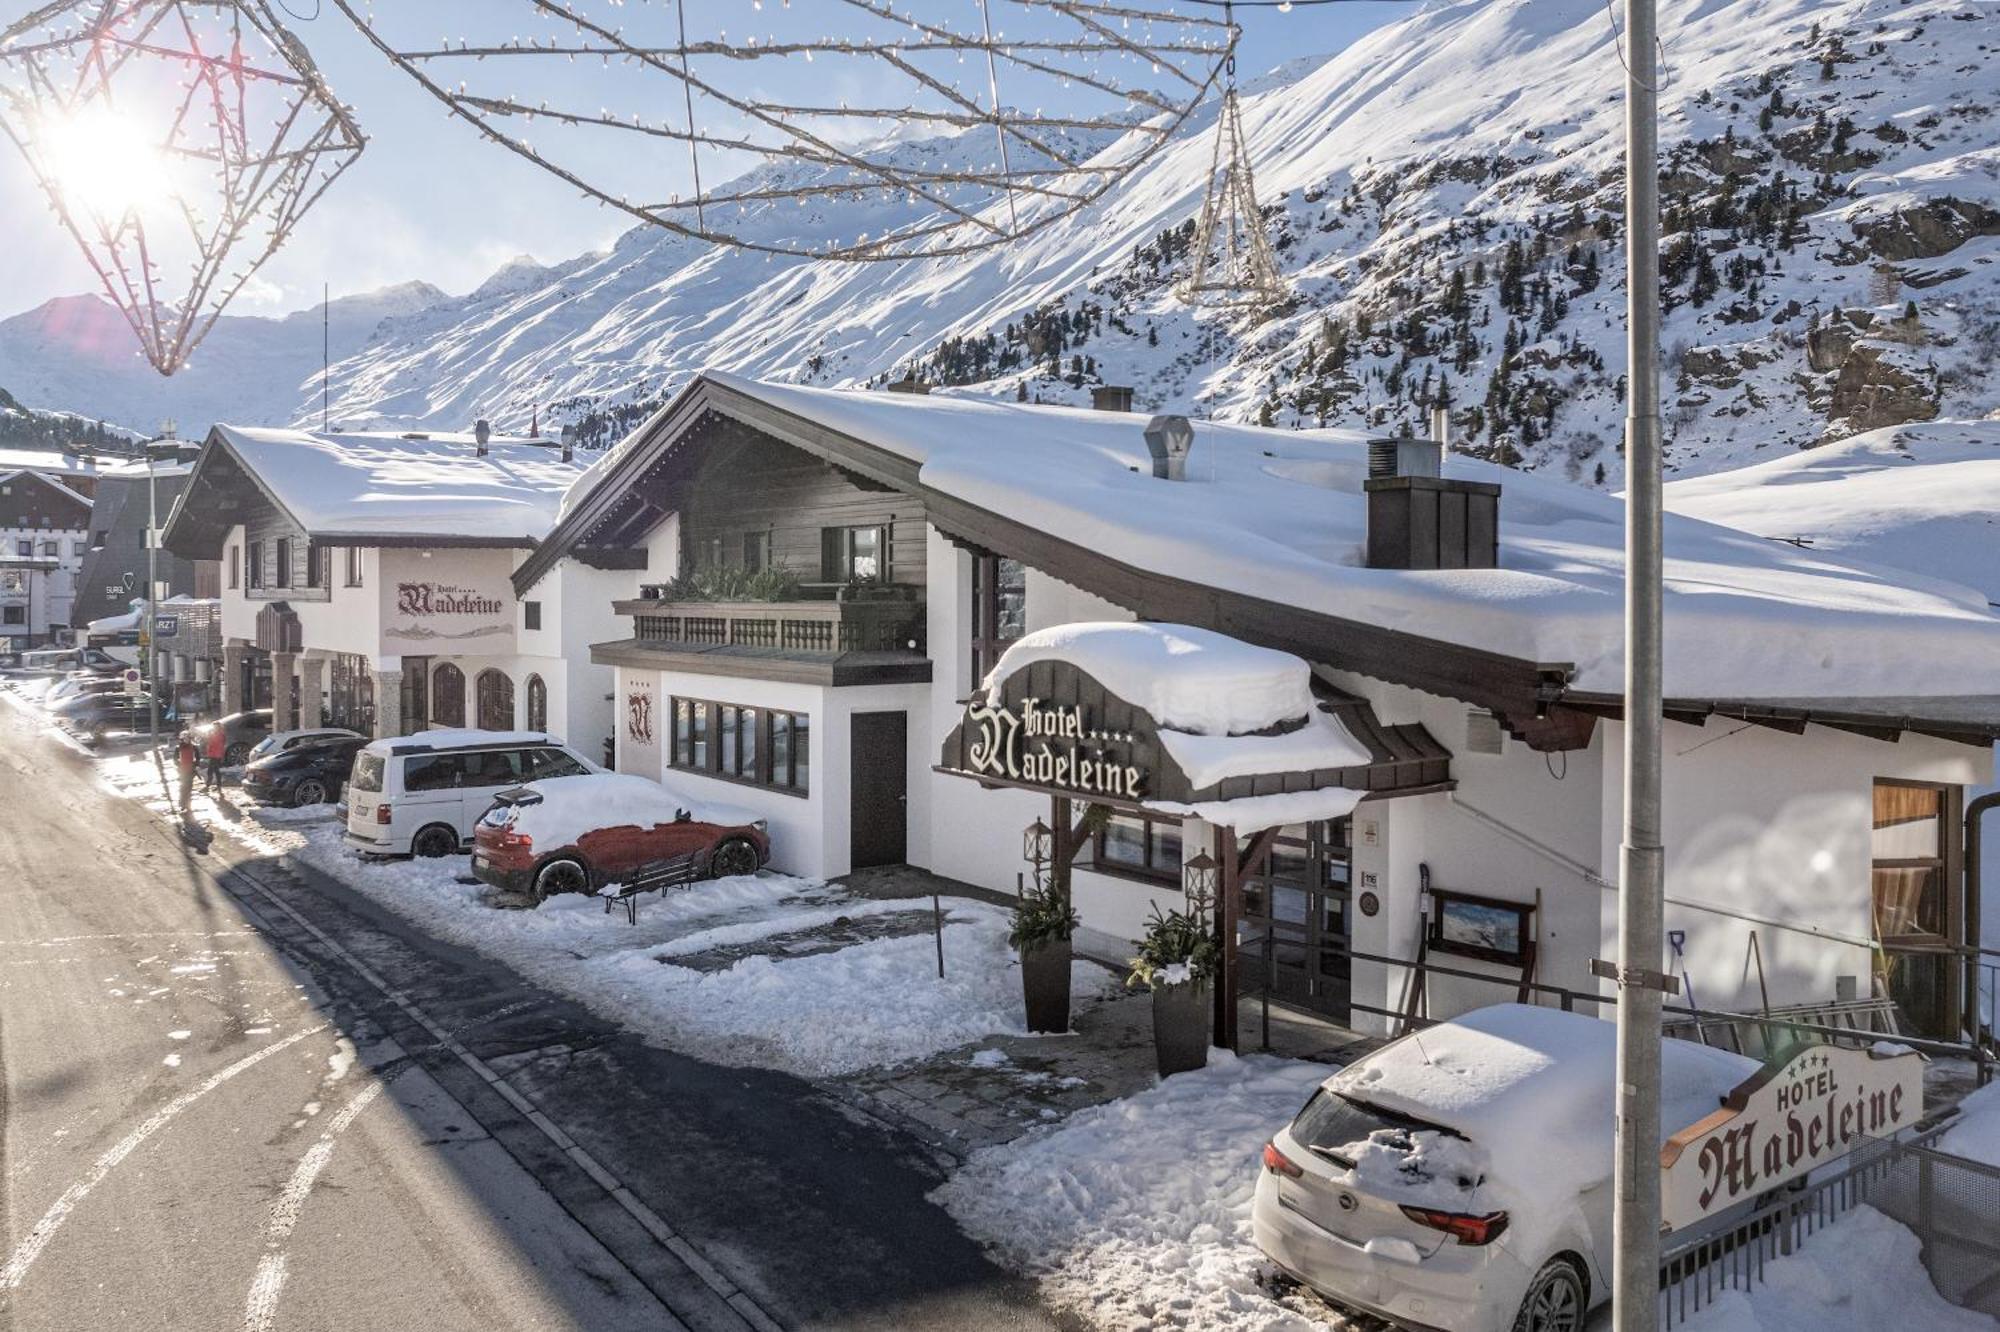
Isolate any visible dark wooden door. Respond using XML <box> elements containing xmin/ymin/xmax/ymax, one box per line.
<box><xmin>849</xmin><ymin>710</ymin><xmax>907</xmax><ymax>869</ymax></box>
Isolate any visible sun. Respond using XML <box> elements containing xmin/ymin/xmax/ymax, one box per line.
<box><xmin>39</xmin><ymin>104</ymin><xmax>173</xmax><ymax>224</ymax></box>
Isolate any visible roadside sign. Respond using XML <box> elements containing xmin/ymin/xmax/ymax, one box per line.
<box><xmin>122</xmin><ymin>668</ymin><xmax>142</xmax><ymax>695</ymax></box>
<box><xmin>154</xmin><ymin>614</ymin><xmax>178</xmax><ymax>637</ymax></box>
<box><xmin>1660</xmin><ymin>1042</ymin><xmax>1924</xmax><ymax>1229</ymax></box>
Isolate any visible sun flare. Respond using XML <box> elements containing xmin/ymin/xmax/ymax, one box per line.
<box><xmin>40</xmin><ymin>105</ymin><xmax>171</xmax><ymax>222</ymax></box>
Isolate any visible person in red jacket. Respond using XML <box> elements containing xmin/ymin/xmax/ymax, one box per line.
<box><xmin>202</xmin><ymin>721</ymin><xmax>227</xmax><ymax>794</ymax></box>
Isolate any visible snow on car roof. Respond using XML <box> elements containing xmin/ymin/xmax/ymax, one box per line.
<box><xmin>704</xmin><ymin>372</ymin><xmax>2000</xmax><ymax>701</ymax></box>
<box><xmin>506</xmin><ymin>771</ymin><xmax>759</xmax><ymax>847</ymax></box>
<box><xmin>1328</xmin><ymin>1004</ymin><xmax>1756</xmax><ymax>1207</ymax></box>
<box><xmin>210</xmin><ymin>423</ymin><xmax>579</xmax><ymax>542</ymax></box>
<box><xmin>368</xmin><ymin>728</ymin><xmax>561</xmax><ymax>753</ymax></box>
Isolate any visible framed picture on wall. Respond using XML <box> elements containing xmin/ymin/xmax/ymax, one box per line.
<box><xmin>1427</xmin><ymin>889</ymin><xmax>1535</xmax><ymax>965</ymax></box>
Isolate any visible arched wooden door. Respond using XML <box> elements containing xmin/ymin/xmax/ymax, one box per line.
<box><xmin>475</xmin><ymin>669</ymin><xmax>514</xmax><ymax>732</ymax></box>
<box><xmin>431</xmin><ymin>662</ymin><xmax>466</xmax><ymax>728</ymax></box>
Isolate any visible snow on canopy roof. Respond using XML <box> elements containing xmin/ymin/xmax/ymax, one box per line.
<box><xmin>1331</xmin><ymin>1004</ymin><xmax>1756</xmax><ymax>1211</ymax></box>
<box><xmin>1665</xmin><ymin>421</ymin><xmax>2000</xmax><ymax>606</ymax></box>
<box><xmin>212</xmin><ymin>424</ymin><xmax>580</xmax><ymax>542</ymax></box>
<box><xmin>706</xmin><ymin>373</ymin><xmax>2000</xmax><ymax>701</ymax></box>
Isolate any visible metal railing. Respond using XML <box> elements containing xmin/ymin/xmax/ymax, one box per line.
<box><xmin>621</xmin><ymin>597</ymin><xmax>924</xmax><ymax>656</ymax></box>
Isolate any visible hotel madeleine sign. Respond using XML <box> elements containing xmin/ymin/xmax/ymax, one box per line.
<box><xmin>1659</xmin><ymin>1042</ymin><xmax>1924</xmax><ymax>1230</ymax></box>
<box><xmin>962</xmin><ymin>695</ymin><xmax>1147</xmax><ymax>800</ymax></box>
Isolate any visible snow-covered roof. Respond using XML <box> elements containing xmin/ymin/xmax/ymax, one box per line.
<box><xmin>0</xmin><ymin>468</ymin><xmax>92</xmax><ymax>510</ymax></box>
<box><xmin>696</xmin><ymin>373</ymin><xmax>2000</xmax><ymax>702</ymax></box>
<box><xmin>0</xmin><ymin>447</ymin><xmax>107</xmax><ymax>480</ymax></box>
<box><xmin>1665</xmin><ymin>421</ymin><xmax>2000</xmax><ymax>606</ymax></box>
<box><xmin>204</xmin><ymin>424</ymin><xmax>580</xmax><ymax>543</ymax></box>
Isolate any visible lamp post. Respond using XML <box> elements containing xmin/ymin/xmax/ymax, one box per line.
<box><xmin>1181</xmin><ymin>848</ymin><xmax>1218</xmax><ymax>916</ymax></box>
<box><xmin>1022</xmin><ymin>815</ymin><xmax>1054</xmax><ymax>893</ymax></box>
<box><xmin>145</xmin><ymin>422</ymin><xmax>177</xmax><ymax>751</ymax></box>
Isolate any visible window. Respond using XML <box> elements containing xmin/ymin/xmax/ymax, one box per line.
<box><xmin>39</xmin><ymin>540</ymin><xmax>57</xmax><ymax>557</ymax></box>
<box><xmin>247</xmin><ymin>540</ymin><xmax>264</xmax><ymax>589</ymax></box>
<box><xmin>2</xmin><ymin>606</ymin><xmax>23</xmax><ymax>626</ymax></box>
<box><xmin>970</xmin><ymin>553</ymin><xmax>1026</xmax><ymax>688</ymax></box>
<box><xmin>305</xmin><ymin>543</ymin><xmax>325</xmax><ymax>589</ymax></box>
<box><xmin>1091</xmin><ymin>813</ymin><xmax>1184</xmax><ymax>884</ymax></box>
<box><xmin>525</xmin><ymin>674</ymin><xmax>547</xmax><ymax>731</ymax></box>
<box><xmin>274</xmin><ymin>538</ymin><xmax>292</xmax><ymax>589</ymax></box>
<box><xmin>459</xmin><ymin>748</ymin><xmax>525</xmax><ymax>789</ymax></box>
<box><xmin>13</xmin><ymin>540</ymin><xmax>28</xmax><ymax>557</ymax></box>
<box><xmin>475</xmin><ymin>669</ymin><xmax>515</xmax><ymax>730</ymax></box>
<box><xmin>523</xmin><ymin>601</ymin><xmax>542</xmax><ymax>631</ymax></box>
<box><xmin>1872</xmin><ymin>779</ymin><xmax>1960</xmax><ymax>1035</ymax></box>
<box><xmin>525</xmin><ymin>746</ymin><xmax>586</xmax><ymax>780</ymax></box>
<box><xmin>742</xmin><ymin>530</ymin><xmax>771</xmax><ymax>571</ymax></box>
<box><xmin>93</xmin><ymin>529</ymin><xmax>108</xmax><ymax>547</ymax></box>
<box><xmin>228</xmin><ymin>544</ymin><xmax>240</xmax><ymax>590</ymax></box>
<box><xmin>402</xmin><ymin>754</ymin><xmax>465</xmax><ymax>792</ymax></box>
<box><xmin>344</xmin><ymin>546</ymin><xmax>363</xmax><ymax>588</ymax></box>
<box><xmin>820</xmin><ymin>524</ymin><xmax>887</xmax><ymax>583</ymax></box>
<box><xmin>699</xmin><ymin>534</ymin><xmax>726</xmax><ymax>570</ymax></box>
<box><xmin>72</xmin><ymin>539</ymin><xmax>88</xmax><ymax>558</ymax></box>
<box><xmin>431</xmin><ymin>662</ymin><xmax>466</xmax><ymax>727</ymax></box>
<box><xmin>670</xmin><ymin>696</ymin><xmax>808</xmax><ymax>795</ymax></box>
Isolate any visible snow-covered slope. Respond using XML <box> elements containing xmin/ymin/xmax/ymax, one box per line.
<box><xmin>276</xmin><ymin>0</ymin><xmax>2000</xmax><ymax>479</ymax></box>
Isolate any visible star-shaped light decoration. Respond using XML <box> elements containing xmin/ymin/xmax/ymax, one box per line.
<box><xmin>0</xmin><ymin>1</ymin><xmax>364</xmax><ymax>375</ymax></box>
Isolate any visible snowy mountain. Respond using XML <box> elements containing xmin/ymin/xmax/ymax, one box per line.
<box><xmin>4</xmin><ymin>0</ymin><xmax>1996</xmax><ymax>484</ymax></box>
<box><xmin>0</xmin><ymin>282</ymin><xmax>449</xmax><ymax>436</ymax></box>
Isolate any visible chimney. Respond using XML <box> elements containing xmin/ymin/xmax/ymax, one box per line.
<box><xmin>1092</xmin><ymin>385</ymin><xmax>1135</xmax><ymax>413</ymax></box>
<box><xmin>474</xmin><ymin>418</ymin><xmax>491</xmax><ymax>456</ymax></box>
<box><xmin>559</xmin><ymin>424</ymin><xmax>576</xmax><ymax>464</ymax></box>
<box><xmin>1363</xmin><ymin>436</ymin><xmax>1501</xmax><ymax>570</ymax></box>
<box><xmin>1143</xmin><ymin>414</ymin><xmax>1195</xmax><ymax>481</ymax></box>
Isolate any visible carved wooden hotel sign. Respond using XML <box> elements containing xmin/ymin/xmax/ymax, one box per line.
<box><xmin>963</xmin><ymin>695</ymin><xmax>1147</xmax><ymax>800</ymax></box>
<box><xmin>1659</xmin><ymin>1043</ymin><xmax>1925</xmax><ymax>1230</ymax></box>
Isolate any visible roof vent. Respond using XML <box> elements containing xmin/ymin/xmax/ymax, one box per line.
<box><xmin>1092</xmin><ymin>385</ymin><xmax>1135</xmax><ymax>413</ymax></box>
<box><xmin>1143</xmin><ymin>414</ymin><xmax>1195</xmax><ymax>481</ymax></box>
<box><xmin>1368</xmin><ymin>436</ymin><xmax>1442</xmax><ymax>480</ymax></box>
<box><xmin>474</xmin><ymin>418</ymin><xmax>491</xmax><ymax>456</ymax></box>
<box><xmin>1363</xmin><ymin>435</ymin><xmax>1501</xmax><ymax>570</ymax></box>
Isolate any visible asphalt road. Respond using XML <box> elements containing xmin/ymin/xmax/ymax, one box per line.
<box><xmin>0</xmin><ymin>706</ymin><xmax>1069</xmax><ymax>1332</ymax></box>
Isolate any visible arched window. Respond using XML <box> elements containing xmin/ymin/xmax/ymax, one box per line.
<box><xmin>475</xmin><ymin>668</ymin><xmax>515</xmax><ymax>732</ymax></box>
<box><xmin>431</xmin><ymin>662</ymin><xmax>466</xmax><ymax>728</ymax></box>
<box><xmin>525</xmin><ymin>674</ymin><xmax>548</xmax><ymax>732</ymax></box>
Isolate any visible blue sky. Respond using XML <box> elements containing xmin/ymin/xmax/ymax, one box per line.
<box><xmin>0</xmin><ymin>1</ymin><xmax>1408</xmax><ymax>320</ymax></box>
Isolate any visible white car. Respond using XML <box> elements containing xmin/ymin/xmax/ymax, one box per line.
<box><xmin>344</xmin><ymin>728</ymin><xmax>596</xmax><ymax>858</ymax></box>
<box><xmin>1253</xmin><ymin>1004</ymin><xmax>1757</xmax><ymax>1332</ymax></box>
<box><xmin>246</xmin><ymin>726</ymin><xmax>364</xmax><ymax>763</ymax></box>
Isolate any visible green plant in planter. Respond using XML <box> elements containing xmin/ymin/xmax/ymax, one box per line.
<box><xmin>1009</xmin><ymin>884</ymin><xmax>1079</xmax><ymax>950</ymax></box>
<box><xmin>1127</xmin><ymin>901</ymin><xmax>1219</xmax><ymax>990</ymax></box>
<box><xmin>662</xmin><ymin>562</ymin><xmax>802</xmax><ymax>603</ymax></box>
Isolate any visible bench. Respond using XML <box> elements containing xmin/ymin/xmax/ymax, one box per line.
<box><xmin>599</xmin><ymin>851</ymin><xmax>706</xmax><ymax>925</ymax></box>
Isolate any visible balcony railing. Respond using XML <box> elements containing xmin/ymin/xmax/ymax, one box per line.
<box><xmin>616</xmin><ymin>597</ymin><xmax>924</xmax><ymax>656</ymax></box>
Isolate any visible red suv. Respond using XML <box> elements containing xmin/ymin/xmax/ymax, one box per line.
<box><xmin>470</xmin><ymin>771</ymin><xmax>770</xmax><ymax>900</ymax></box>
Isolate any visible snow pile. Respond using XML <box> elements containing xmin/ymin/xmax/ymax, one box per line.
<box><xmin>984</xmin><ymin>623</ymin><xmax>1318</xmax><ymax>737</ymax></box>
<box><xmin>711</xmin><ymin>373</ymin><xmax>2000</xmax><ymax>701</ymax></box>
<box><xmin>934</xmin><ymin>1051</ymin><xmax>1334</xmax><ymax>1332</ymax></box>
<box><xmin>500</xmin><ymin>771</ymin><xmax>759</xmax><ymax>849</ymax></box>
<box><xmin>1678</xmin><ymin>1205</ymin><xmax>1993</xmax><ymax>1332</ymax></box>
<box><xmin>1330</xmin><ymin>1005</ymin><xmax>1754</xmax><ymax>1238</ymax></box>
<box><xmin>209</xmin><ymin>424</ymin><xmax>579</xmax><ymax>542</ymax></box>
<box><xmin>1156</xmin><ymin>714</ymin><xmax>1372</xmax><ymax>790</ymax></box>
<box><xmin>1939</xmin><ymin>1081</ymin><xmax>2000</xmax><ymax>1169</ymax></box>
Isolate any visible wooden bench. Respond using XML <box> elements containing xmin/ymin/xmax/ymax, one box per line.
<box><xmin>600</xmin><ymin>851</ymin><xmax>706</xmax><ymax>925</ymax></box>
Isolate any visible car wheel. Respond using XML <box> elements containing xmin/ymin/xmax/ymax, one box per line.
<box><xmin>1511</xmin><ymin>1258</ymin><xmax>1586</xmax><ymax>1332</ymax></box>
<box><xmin>292</xmin><ymin>778</ymin><xmax>327</xmax><ymax>807</ymax></box>
<box><xmin>225</xmin><ymin>742</ymin><xmax>250</xmax><ymax>765</ymax></box>
<box><xmin>411</xmin><ymin>824</ymin><xmax>459</xmax><ymax>858</ymax></box>
<box><xmin>533</xmin><ymin>857</ymin><xmax>591</xmax><ymax>901</ymax></box>
<box><xmin>709</xmin><ymin>838</ymin><xmax>761</xmax><ymax>880</ymax></box>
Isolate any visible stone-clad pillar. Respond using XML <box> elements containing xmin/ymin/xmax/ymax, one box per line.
<box><xmin>221</xmin><ymin>638</ymin><xmax>249</xmax><ymax>716</ymax></box>
<box><xmin>298</xmin><ymin>652</ymin><xmax>327</xmax><ymax>730</ymax></box>
<box><xmin>372</xmin><ymin>661</ymin><xmax>404</xmax><ymax>740</ymax></box>
<box><xmin>271</xmin><ymin>651</ymin><xmax>297</xmax><ymax>732</ymax></box>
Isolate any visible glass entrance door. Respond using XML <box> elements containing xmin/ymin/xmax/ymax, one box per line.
<box><xmin>1237</xmin><ymin>820</ymin><xmax>1353</xmax><ymax>1030</ymax></box>
<box><xmin>1871</xmin><ymin>780</ymin><xmax>1959</xmax><ymax>1038</ymax></box>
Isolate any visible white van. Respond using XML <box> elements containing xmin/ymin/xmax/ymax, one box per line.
<box><xmin>344</xmin><ymin>729</ymin><xmax>596</xmax><ymax>858</ymax></box>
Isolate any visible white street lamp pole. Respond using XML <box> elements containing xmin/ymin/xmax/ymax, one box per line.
<box><xmin>1613</xmin><ymin>0</ymin><xmax>1666</xmax><ymax>1321</ymax></box>
<box><xmin>146</xmin><ymin>421</ymin><xmax>176</xmax><ymax>752</ymax></box>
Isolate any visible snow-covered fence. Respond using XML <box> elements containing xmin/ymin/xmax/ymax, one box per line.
<box><xmin>1659</xmin><ymin>1122</ymin><xmax>2000</xmax><ymax>1324</ymax></box>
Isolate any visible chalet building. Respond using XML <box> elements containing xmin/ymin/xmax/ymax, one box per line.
<box><xmin>71</xmin><ymin>445</ymin><xmax>218</xmax><ymax>630</ymax></box>
<box><xmin>161</xmin><ymin>424</ymin><xmax>618</xmax><ymax>754</ymax></box>
<box><xmin>524</xmin><ymin>373</ymin><xmax>2000</xmax><ymax>1050</ymax></box>
<box><xmin>0</xmin><ymin>466</ymin><xmax>92</xmax><ymax>644</ymax></box>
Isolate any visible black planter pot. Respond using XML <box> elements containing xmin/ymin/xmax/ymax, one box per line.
<box><xmin>1020</xmin><ymin>938</ymin><xmax>1073</xmax><ymax>1034</ymax></box>
<box><xmin>1151</xmin><ymin>981</ymin><xmax>1211</xmax><ymax>1078</ymax></box>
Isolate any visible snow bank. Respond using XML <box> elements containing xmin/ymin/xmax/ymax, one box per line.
<box><xmin>985</xmin><ymin>622</ymin><xmax>1319</xmax><ymax>737</ymax></box>
<box><xmin>1678</xmin><ymin>1205</ymin><xmax>1992</xmax><ymax>1332</ymax></box>
<box><xmin>1940</xmin><ymin>1081</ymin><xmax>2000</xmax><ymax>1169</ymax></box>
<box><xmin>1330</xmin><ymin>1006</ymin><xmax>1755</xmax><ymax>1221</ymax></box>
<box><xmin>934</xmin><ymin>1051</ymin><xmax>1334</xmax><ymax>1332</ymax></box>
<box><xmin>502</xmin><ymin>771</ymin><xmax>758</xmax><ymax>849</ymax></box>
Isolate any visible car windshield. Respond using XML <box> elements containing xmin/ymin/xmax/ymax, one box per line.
<box><xmin>1290</xmin><ymin>1090</ymin><xmax>1460</xmax><ymax>1169</ymax></box>
<box><xmin>350</xmin><ymin>752</ymin><xmax>386</xmax><ymax>793</ymax></box>
<box><xmin>477</xmin><ymin>803</ymin><xmax>523</xmax><ymax>829</ymax></box>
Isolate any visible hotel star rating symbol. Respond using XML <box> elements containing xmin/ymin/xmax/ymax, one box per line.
<box><xmin>0</xmin><ymin>1</ymin><xmax>363</xmax><ymax>375</ymax></box>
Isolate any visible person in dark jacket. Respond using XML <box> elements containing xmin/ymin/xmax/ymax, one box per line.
<box><xmin>175</xmin><ymin>731</ymin><xmax>197</xmax><ymax>814</ymax></box>
<box><xmin>202</xmin><ymin>722</ymin><xmax>227</xmax><ymax>794</ymax></box>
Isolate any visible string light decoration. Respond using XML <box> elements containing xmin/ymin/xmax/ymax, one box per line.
<box><xmin>0</xmin><ymin>1</ymin><xmax>365</xmax><ymax>376</ymax></box>
<box><xmin>327</xmin><ymin>0</ymin><xmax>1236</xmax><ymax>262</ymax></box>
<box><xmin>1177</xmin><ymin>0</ymin><xmax>1285</xmax><ymax>307</ymax></box>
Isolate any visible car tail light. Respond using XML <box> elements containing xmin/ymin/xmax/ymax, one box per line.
<box><xmin>375</xmin><ymin>802</ymin><xmax>392</xmax><ymax>825</ymax></box>
<box><xmin>1399</xmin><ymin>1206</ymin><xmax>1510</xmax><ymax>1246</ymax></box>
<box><xmin>496</xmin><ymin>829</ymin><xmax>531</xmax><ymax>851</ymax></box>
<box><xmin>1261</xmin><ymin>1141</ymin><xmax>1303</xmax><ymax>1179</ymax></box>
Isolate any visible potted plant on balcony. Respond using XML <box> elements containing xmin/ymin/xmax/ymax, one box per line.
<box><xmin>1127</xmin><ymin>849</ymin><xmax>1220</xmax><ymax>1077</ymax></box>
<box><xmin>1010</xmin><ymin>882</ymin><xmax>1079</xmax><ymax>1034</ymax></box>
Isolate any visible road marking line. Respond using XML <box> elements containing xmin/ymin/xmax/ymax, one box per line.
<box><xmin>241</xmin><ymin>1079</ymin><xmax>386</xmax><ymax>1332</ymax></box>
<box><xmin>0</xmin><ymin>1025</ymin><xmax>327</xmax><ymax>1291</ymax></box>
<box><xmin>226</xmin><ymin>862</ymin><xmax>776</xmax><ymax>1332</ymax></box>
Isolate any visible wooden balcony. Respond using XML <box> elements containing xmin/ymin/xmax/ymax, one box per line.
<box><xmin>613</xmin><ymin>596</ymin><xmax>925</xmax><ymax>657</ymax></box>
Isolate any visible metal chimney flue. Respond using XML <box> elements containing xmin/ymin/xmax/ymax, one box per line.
<box><xmin>1143</xmin><ymin>414</ymin><xmax>1195</xmax><ymax>481</ymax></box>
<box><xmin>474</xmin><ymin>418</ymin><xmax>491</xmax><ymax>456</ymax></box>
